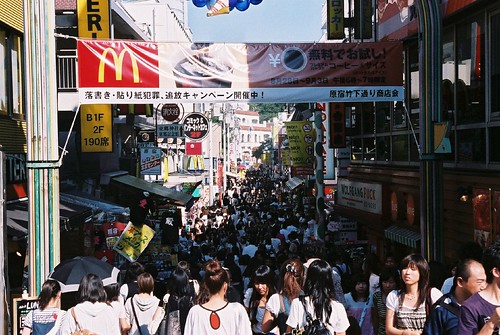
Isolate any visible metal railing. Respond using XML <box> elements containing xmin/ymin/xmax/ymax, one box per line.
<box><xmin>56</xmin><ymin>50</ymin><xmax>77</xmax><ymax>91</ymax></box>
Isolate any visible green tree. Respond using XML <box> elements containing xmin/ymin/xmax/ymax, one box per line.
<box><xmin>252</xmin><ymin>138</ymin><xmax>272</xmax><ymax>159</ymax></box>
<box><xmin>248</xmin><ymin>103</ymin><xmax>286</xmax><ymax>122</ymax></box>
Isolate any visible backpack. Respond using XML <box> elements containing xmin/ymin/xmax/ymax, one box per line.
<box><xmin>160</xmin><ymin>294</ymin><xmax>194</xmax><ymax>335</ymax></box>
<box><xmin>421</xmin><ymin>293</ymin><xmax>459</xmax><ymax>335</ymax></box>
<box><xmin>334</xmin><ymin>265</ymin><xmax>352</xmax><ymax>293</ymax></box>
<box><xmin>285</xmin><ymin>296</ymin><xmax>331</xmax><ymax>335</ymax></box>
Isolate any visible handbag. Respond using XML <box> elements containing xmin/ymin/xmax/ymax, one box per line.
<box><xmin>70</xmin><ymin>308</ymin><xmax>97</xmax><ymax>335</ymax></box>
<box><xmin>148</xmin><ymin>305</ymin><xmax>166</xmax><ymax>335</ymax></box>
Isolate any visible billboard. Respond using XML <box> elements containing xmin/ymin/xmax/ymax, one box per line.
<box><xmin>77</xmin><ymin>40</ymin><xmax>404</xmax><ymax>104</ymax></box>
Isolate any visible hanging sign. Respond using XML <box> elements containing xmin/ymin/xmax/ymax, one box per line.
<box><xmin>80</xmin><ymin>104</ymin><xmax>113</xmax><ymax>152</ymax></box>
<box><xmin>77</xmin><ymin>40</ymin><xmax>404</xmax><ymax>103</ymax></box>
<box><xmin>161</xmin><ymin>104</ymin><xmax>183</xmax><ymax>122</ymax></box>
<box><xmin>183</xmin><ymin>113</ymin><xmax>209</xmax><ymax>141</ymax></box>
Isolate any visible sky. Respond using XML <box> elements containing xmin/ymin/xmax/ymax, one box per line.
<box><xmin>187</xmin><ymin>0</ymin><xmax>325</xmax><ymax>43</ymax></box>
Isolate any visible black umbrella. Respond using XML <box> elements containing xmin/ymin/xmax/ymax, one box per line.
<box><xmin>48</xmin><ymin>256</ymin><xmax>119</xmax><ymax>292</ymax></box>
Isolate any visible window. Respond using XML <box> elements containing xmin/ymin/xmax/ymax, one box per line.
<box><xmin>0</xmin><ymin>29</ymin><xmax>7</xmax><ymax>115</ymax></box>
<box><xmin>457</xmin><ymin>128</ymin><xmax>485</xmax><ymax>162</ymax></box>
<box><xmin>491</xmin><ymin>11</ymin><xmax>500</xmax><ymax>119</ymax></box>
<box><xmin>456</xmin><ymin>15</ymin><xmax>485</xmax><ymax>124</ymax></box>
<box><xmin>0</xmin><ymin>29</ymin><xmax>23</xmax><ymax>117</ymax></box>
<box><xmin>490</xmin><ymin>126</ymin><xmax>500</xmax><ymax>162</ymax></box>
<box><xmin>375</xmin><ymin>102</ymin><xmax>391</xmax><ymax>134</ymax></box>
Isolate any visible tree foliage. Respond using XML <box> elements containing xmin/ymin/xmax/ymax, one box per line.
<box><xmin>248</xmin><ymin>103</ymin><xmax>287</xmax><ymax>122</ymax></box>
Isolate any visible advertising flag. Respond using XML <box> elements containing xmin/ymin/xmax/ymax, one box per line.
<box><xmin>186</xmin><ymin>142</ymin><xmax>202</xmax><ymax>155</ymax></box>
<box><xmin>284</xmin><ymin>121</ymin><xmax>315</xmax><ymax>167</ymax></box>
<box><xmin>113</xmin><ymin>223</ymin><xmax>155</xmax><ymax>262</ymax></box>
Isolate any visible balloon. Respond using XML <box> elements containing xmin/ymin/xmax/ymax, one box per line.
<box><xmin>250</xmin><ymin>0</ymin><xmax>263</xmax><ymax>4</ymax></box>
<box><xmin>206</xmin><ymin>0</ymin><xmax>217</xmax><ymax>9</ymax></box>
<box><xmin>228</xmin><ymin>0</ymin><xmax>237</xmax><ymax>10</ymax></box>
<box><xmin>192</xmin><ymin>0</ymin><xmax>207</xmax><ymax>7</ymax></box>
<box><xmin>235</xmin><ymin>0</ymin><xmax>250</xmax><ymax>11</ymax></box>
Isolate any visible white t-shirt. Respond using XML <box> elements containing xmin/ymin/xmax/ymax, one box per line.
<box><xmin>286</xmin><ymin>296</ymin><xmax>350</xmax><ymax>334</ymax></box>
<box><xmin>184</xmin><ymin>303</ymin><xmax>252</xmax><ymax>335</ymax></box>
<box><xmin>386</xmin><ymin>287</ymin><xmax>443</xmax><ymax>312</ymax></box>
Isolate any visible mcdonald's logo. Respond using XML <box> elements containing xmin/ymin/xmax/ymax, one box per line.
<box><xmin>98</xmin><ymin>47</ymin><xmax>140</xmax><ymax>83</ymax></box>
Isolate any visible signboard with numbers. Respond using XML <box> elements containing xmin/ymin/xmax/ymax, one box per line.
<box><xmin>80</xmin><ymin>104</ymin><xmax>113</xmax><ymax>152</ymax></box>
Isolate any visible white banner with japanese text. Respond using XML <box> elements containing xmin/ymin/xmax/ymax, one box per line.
<box><xmin>77</xmin><ymin>40</ymin><xmax>404</xmax><ymax>104</ymax></box>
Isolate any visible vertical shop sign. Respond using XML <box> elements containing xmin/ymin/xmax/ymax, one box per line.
<box><xmin>330</xmin><ymin>102</ymin><xmax>346</xmax><ymax>148</ymax></box>
<box><xmin>77</xmin><ymin>0</ymin><xmax>110</xmax><ymax>38</ymax></box>
<box><xmin>80</xmin><ymin>104</ymin><xmax>113</xmax><ymax>152</ymax></box>
<box><xmin>327</xmin><ymin>0</ymin><xmax>345</xmax><ymax>40</ymax></box>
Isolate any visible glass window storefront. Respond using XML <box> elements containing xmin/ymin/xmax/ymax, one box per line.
<box><xmin>491</xmin><ymin>11</ymin><xmax>500</xmax><ymax>119</ymax></box>
<box><xmin>0</xmin><ymin>28</ymin><xmax>23</xmax><ymax>117</ymax></box>
<box><xmin>456</xmin><ymin>15</ymin><xmax>485</xmax><ymax>124</ymax></box>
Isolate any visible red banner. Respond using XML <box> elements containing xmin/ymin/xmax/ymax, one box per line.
<box><xmin>185</xmin><ymin>142</ymin><xmax>202</xmax><ymax>155</ymax></box>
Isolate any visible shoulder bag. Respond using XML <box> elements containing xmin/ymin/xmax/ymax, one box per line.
<box><xmin>70</xmin><ymin>308</ymin><xmax>97</xmax><ymax>335</ymax></box>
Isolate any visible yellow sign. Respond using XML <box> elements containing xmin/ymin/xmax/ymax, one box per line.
<box><xmin>80</xmin><ymin>104</ymin><xmax>113</xmax><ymax>152</ymax></box>
<box><xmin>327</xmin><ymin>0</ymin><xmax>345</xmax><ymax>40</ymax></box>
<box><xmin>284</xmin><ymin>121</ymin><xmax>315</xmax><ymax>166</ymax></box>
<box><xmin>113</xmin><ymin>222</ymin><xmax>155</xmax><ymax>262</ymax></box>
<box><xmin>77</xmin><ymin>0</ymin><xmax>110</xmax><ymax>39</ymax></box>
<box><xmin>98</xmin><ymin>47</ymin><xmax>140</xmax><ymax>83</ymax></box>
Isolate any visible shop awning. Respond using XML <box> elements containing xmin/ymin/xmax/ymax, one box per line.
<box><xmin>384</xmin><ymin>225</ymin><xmax>421</xmax><ymax>249</ymax></box>
<box><xmin>286</xmin><ymin>176</ymin><xmax>305</xmax><ymax>190</ymax></box>
<box><xmin>111</xmin><ymin>174</ymin><xmax>192</xmax><ymax>206</ymax></box>
<box><xmin>6</xmin><ymin>200</ymin><xmax>93</xmax><ymax>238</ymax></box>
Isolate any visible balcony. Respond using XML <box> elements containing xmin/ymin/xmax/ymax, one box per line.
<box><xmin>57</xmin><ymin>49</ymin><xmax>78</xmax><ymax>111</ymax></box>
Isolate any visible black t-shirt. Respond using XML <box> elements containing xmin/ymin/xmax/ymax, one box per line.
<box><xmin>161</xmin><ymin>211</ymin><xmax>182</xmax><ymax>245</ymax></box>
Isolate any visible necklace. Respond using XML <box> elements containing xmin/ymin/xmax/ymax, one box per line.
<box><xmin>406</xmin><ymin>294</ymin><xmax>416</xmax><ymax>300</ymax></box>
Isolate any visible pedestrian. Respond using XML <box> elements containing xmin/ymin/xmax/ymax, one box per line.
<box><xmin>58</xmin><ymin>273</ymin><xmax>121</xmax><ymax>334</ymax></box>
<box><xmin>184</xmin><ymin>260</ymin><xmax>252</xmax><ymax>335</ymax></box>
<box><xmin>385</xmin><ymin>253</ymin><xmax>443</xmax><ymax>335</ymax></box>
<box><xmin>120</xmin><ymin>262</ymin><xmax>145</xmax><ymax>304</ymax></box>
<box><xmin>161</xmin><ymin>269</ymin><xmax>195</xmax><ymax>335</ymax></box>
<box><xmin>372</xmin><ymin>267</ymin><xmax>401</xmax><ymax>335</ymax></box>
<box><xmin>104</xmin><ymin>283</ymin><xmax>125</xmax><ymax>320</ymax></box>
<box><xmin>21</xmin><ymin>279</ymin><xmax>65</xmax><ymax>335</ymax></box>
<box><xmin>244</xmin><ymin>264</ymin><xmax>277</xmax><ymax>335</ymax></box>
<box><xmin>457</xmin><ymin>240</ymin><xmax>500</xmax><ymax>334</ymax></box>
<box><xmin>286</xmin><ymin>259</ymin><xmax>350</xmax><ymax>335</ymax></box>
<box><xmin>122</xmin><ymin>272</ymin><xmax>164</xmax><ymax>335</ymax></box>
<box><xmin>262</xmin><ymin>258</ymin><xmax>305</xmax><ymax>334</ymax></box>
<box><xmin>344</xmin><ymin>273</ymin><xmax>375</xmax><ymax>335</ymax></box>
<box><xmin>424</xmin><ymin>258</ymin><xmax>486</xmax><ymax>335</ymax></box>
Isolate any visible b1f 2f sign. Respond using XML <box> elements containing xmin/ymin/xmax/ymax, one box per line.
<box><xmin>80</xmin><ymin>105</ymin><xmax>113</xmax><ymax>152</ymax></box>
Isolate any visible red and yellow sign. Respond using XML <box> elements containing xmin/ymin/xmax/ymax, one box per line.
<box><xmin>78</xmin><ymin>40</ymin><xmax>159</xmax><ymax>88</ymax></box>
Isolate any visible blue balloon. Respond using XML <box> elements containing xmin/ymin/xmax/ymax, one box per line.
<box><xmin>228</xmin><ymin>0</ymin><xmax>237</xmax><ymax>10</ymax></box>
<box><xmin>192</xmin><ymin>0</ymin><xmax>207</xmax><ymax>7</ymax></box>
<box><xmin>235</xmin><ymin>0</ymin><xmax>250</xmax><ymax>11</ymax></box>
<box><xmin>206</xmin><ymin>0</ymin><xmax>217</xmax><ymax>9</ymax></box>
<box><xmin>250</xmin><ymin>0</ymin><xmax>263</xmax><ymax>4</ymax></box>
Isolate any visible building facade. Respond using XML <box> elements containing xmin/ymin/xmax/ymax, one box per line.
<box><xmin>325</xmin><ymin>0</ymin><xmax>500</xmax><ymax>264</ymax></box>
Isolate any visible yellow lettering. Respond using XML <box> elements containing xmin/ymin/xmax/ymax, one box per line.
<box><xmin>98</xmin><ymin>47</ymin><xmax>140</xmax><ymax>83</ymax></box>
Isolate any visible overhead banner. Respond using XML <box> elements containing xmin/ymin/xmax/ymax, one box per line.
<box><xmin>77</xmin><ymin>40</ymin><xmax>404</xmax><ymax>104</ymax></box>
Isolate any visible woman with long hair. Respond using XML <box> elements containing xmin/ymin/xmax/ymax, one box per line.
<box><xmin>184</xmin><ymin>260</ymin><xmax>252</xmax><ymax>335</ymax></box>
<box><xmin>58</xmin><ymin>273</ymin><xmax>121</xmax><ymax>334</ymax></box>
<box><xmin>122</xmin><ymin>272</ymin><xmax>163</xmax><ymax>335</ymax></box>
<box><xmin>344</xmin><ymin>273</ymin><xmax>375</xmax><ymax>335</ymax></box>
<box><xmin>286</xmin><ymin>259</ymin><xmax>350</xmax><ymax>335</ymax></box>
<box><xmin>262</xmin><ymin>258</ymin><xmax>305</xmax><ymax>335</ymax></box>
<box><xmin>162</xmin><ymin>269</ymin><xmax>195</xmax><ymax>335</ymax></box>
<box><xmin>244</xmin><ymin>264</ymin><xmax>277</xmax><ymax>335</ymax></box>
<box><xmin>372</xmin><ymin>267</ymin><xmax>400</xmax><ymax>335</ymax></box>
<box><xmin>22</xmin><ymin>279</ymin><xmax>65</xmax><ymax>335</ymax></box>
<box><xmin>385</xmin><ymin>254</ymin><xmax>442</xmax><ymax>335</ymax></box>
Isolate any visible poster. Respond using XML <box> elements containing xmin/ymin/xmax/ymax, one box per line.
<box><xmin>472</xmin><ymin>189</ymin><xmax>491</xmax><ymax>248</ymax></box>
<box><xmin>13</xmin><ymin>297</ymin><xmax>39</xmax><ymax>335</ymax></box>
<box><xmin>113</xmin><ymin>222</ymin><xmax>155</xmax><ymax>262</ymax></box>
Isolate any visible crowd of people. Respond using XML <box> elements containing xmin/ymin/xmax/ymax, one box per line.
<box><xmin>20</xmin><ymin>166</ymin><xmax>500</xmax><ymax>335</ymax></box>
